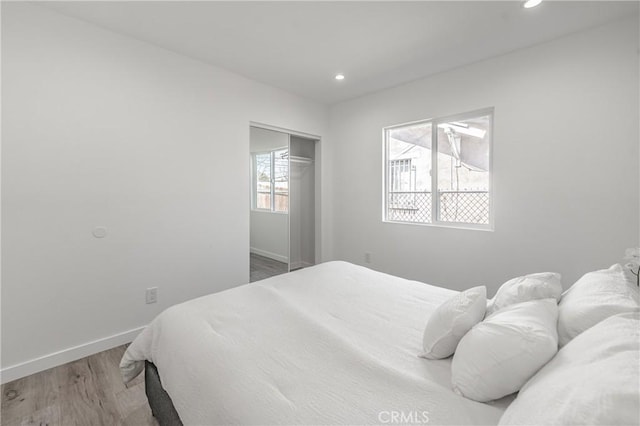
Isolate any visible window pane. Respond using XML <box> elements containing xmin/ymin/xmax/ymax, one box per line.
<box><xmin>387</xmin><ymin>123</ymin><xmax>432</xmax><ymax>223</ymax></box>
<box><xmin>273</xmin><ymin>149</ymin><xmax>289</xmax><ymax>213</ymax></box>
<box><xmin>437</xmin><ymin>115</ymin><xmax>490</xmax><ymax>224</ymax></box>
<box><xmin>256</xmin><ymin>153</ymin><xmax>271</xmax><ymax>210</ymax></box>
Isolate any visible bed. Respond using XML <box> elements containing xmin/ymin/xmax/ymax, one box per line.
<box><xmin>120</xmin><ymin>260</ymin><xmax>640</xmax><ymax>426</ymax></box>
<box><xmin>121</xmin><ymin>261</ymin><xmax>512</xmax><ymax>425</ymax></box>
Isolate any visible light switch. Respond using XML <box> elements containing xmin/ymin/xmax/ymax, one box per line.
<box><xmin>92</xmin><ymin>226</ymin><xmax>107</xmax><ymax>238</ymax></box>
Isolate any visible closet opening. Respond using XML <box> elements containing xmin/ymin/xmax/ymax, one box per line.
<box><xmin>249</xmin><ymin>123</ymin><xmax>320</xmax><ymax>282</ymax></box>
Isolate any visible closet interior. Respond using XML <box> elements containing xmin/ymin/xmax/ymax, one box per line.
<box><xmin>289</xmin><ymin>136</ymin><xmax>315</xmax><ymax>270</ymax></box>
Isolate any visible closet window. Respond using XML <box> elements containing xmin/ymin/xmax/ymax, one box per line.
<box><xmin>253</xmin><ymin>149</ymin><xmax>289</xmax><ymax>213</ymax></box>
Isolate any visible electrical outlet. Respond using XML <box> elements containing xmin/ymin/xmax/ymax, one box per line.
<box><xmin>146</xmin><ymin>287</ymin><xmax>158</xmax><ymax>304</ymax></box>
<box><xmin>365</xmin><ymin>252</ymin><xmax>372</xmax><ymax>264</ymax></box>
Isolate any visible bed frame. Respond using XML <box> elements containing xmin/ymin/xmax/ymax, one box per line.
<box><xmin>145</xmin><ymin>361</ymin><xmax>183</xmax><ymax>426</ymax></box>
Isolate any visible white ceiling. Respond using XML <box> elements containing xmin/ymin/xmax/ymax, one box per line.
<box><xmin>41</xmin><ymin>1</ymin><xmax>638</xmax><ymax>105</ymax></box>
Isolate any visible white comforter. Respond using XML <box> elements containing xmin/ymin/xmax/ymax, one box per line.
<box><xmin>121</xmin><ymin>261</ymin><xmax>511</xmax><ymax>425</ymax></box>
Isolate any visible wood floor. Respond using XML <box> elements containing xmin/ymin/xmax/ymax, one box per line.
<box><xmin>1</xmin><ymin>345</ymin><xmax>157</xmax><ymax>426</ymax></box>
<box><xmin>250</xmin><ymin>253</ymin><xmax>288</xmax><ymax>282</ymax></box>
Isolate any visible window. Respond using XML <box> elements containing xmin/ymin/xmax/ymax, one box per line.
<box><xmin>384</xmin><ymin>109</ymin><xmax>493</xmax><ymax>229</ymax></box>
<box><xmin>390</xmin><ymin>159</ymin><xmax>415</xmax><ymax>192</ymax></box>
<box><xmin>253</xmin><ymin>149</ymin><xmax>289</xmax><ymax>213</ymax></box>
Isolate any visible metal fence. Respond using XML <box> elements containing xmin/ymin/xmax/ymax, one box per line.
<box><xmin>387</xmin><ymin>192</ymin><xmax>433</xmax><ymax>223</ymax></box>
<box><xmin>388</xmin><ymin>191</ymin><xmax>489</xmax><ymax>224</ymax></box>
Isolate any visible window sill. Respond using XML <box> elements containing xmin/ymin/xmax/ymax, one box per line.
<box><xmin>251</xmin><ymin>209</ymin><xmax>289</xmax><ymax>215</ymax></box>
<box><xmin>382</xmin><ymin>219</ymin><xmax>494</xmax><ymax>232</ymax></box>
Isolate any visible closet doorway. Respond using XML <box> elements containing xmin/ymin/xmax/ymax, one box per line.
<box><xmin>249</xmin><ymin>124</ymin><xmax>319</xmax><ymax>282</ymax></box>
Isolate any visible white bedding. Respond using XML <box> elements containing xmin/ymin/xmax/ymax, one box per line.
<box><xmin>121</xmin><ymin>261</ymin><xmax>512</xmax><ymax>425</ymax></box>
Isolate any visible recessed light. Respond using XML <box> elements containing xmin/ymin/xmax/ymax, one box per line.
<box><xmin>523</xmin><ymin>0</ymin><xmax>542</xmax><ymax>8</ymax></box>
<box><xmin>335</xmin><ymin>74</ymin><xmax>345</xmax><ymax>81</ymax></box>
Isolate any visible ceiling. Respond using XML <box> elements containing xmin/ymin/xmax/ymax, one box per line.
<box><xmin>40</xmin><ymin>1</ymin><xmax>638</xmax><ymax>105</ymax></box>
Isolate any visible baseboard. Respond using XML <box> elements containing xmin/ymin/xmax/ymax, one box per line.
<box><xmin>250</xmin><ymin>247</ymin><xmax>289</xmax><ymax>264</ymax></box>
<box><xmin>290</xmin><ymin>261</ymin><xmax>314</xmax><ymax>270</ymax></box>
<box><xmin>0</xmin><ymin>326</ymin><xmax>146</xmax><ymax>384</ymax></box>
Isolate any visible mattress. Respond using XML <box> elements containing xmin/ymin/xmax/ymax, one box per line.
<box><xmin>121</xmin><ymin>261</ymin><xmax>513</xmax><ymax>425</ymax></box>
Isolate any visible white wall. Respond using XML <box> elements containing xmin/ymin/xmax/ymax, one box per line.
<box><xmin>249</xmin><ymin>126</ymin><xmax>289</xmax><ymax>153</ymax></box>
<box><xmin>329</xmin><ymin>17</ymin><xmax>639</xmax><ymax>294</ymax></box>
<box><xmin>250</xmin><ymin>211</ymin><xmax>289</xmax><ymax>263</ymax></box>
<box><xmin>250</xmin><ymin>210</ymin><xmax>289</xmax><ymax>263</ymax></box>
<box><xmin>1</xmin><ymin>3</ymin><xmax>329</xmax><ymax>379</ymax></box>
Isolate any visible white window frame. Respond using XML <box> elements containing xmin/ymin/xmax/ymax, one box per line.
<box><xmin>382</xmin><ymin>108</ymin><xmax>494</xmax><ymax>231</ymax></box>
<box><xmin>252</xmin><ymin>149</ymin><xmax>289</xmax><ymax>214</ymax></box>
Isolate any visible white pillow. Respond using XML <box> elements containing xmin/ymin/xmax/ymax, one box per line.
<box><xmin>451</xmin><ymin>299</ymin><xmax>558</xmax><ymax>402</ymax></box>
<box><xmin>486</xmin><ymin>272</ymin><xmax>562</xmax><ymax>316</ymax></box>
<box><xmin>557</xmin><ymin>264</ymin><xmax>639</xmax><ymax>347</ymax></box>
<box><xmin>499</xmin><ymin>311</ymin><xmax>640</xmax><ymax>426</ymax></box>
<box><xmin>421</xmin><ymin>286</ymin><xmax>487</xmax><ymax>359</ymax></box>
